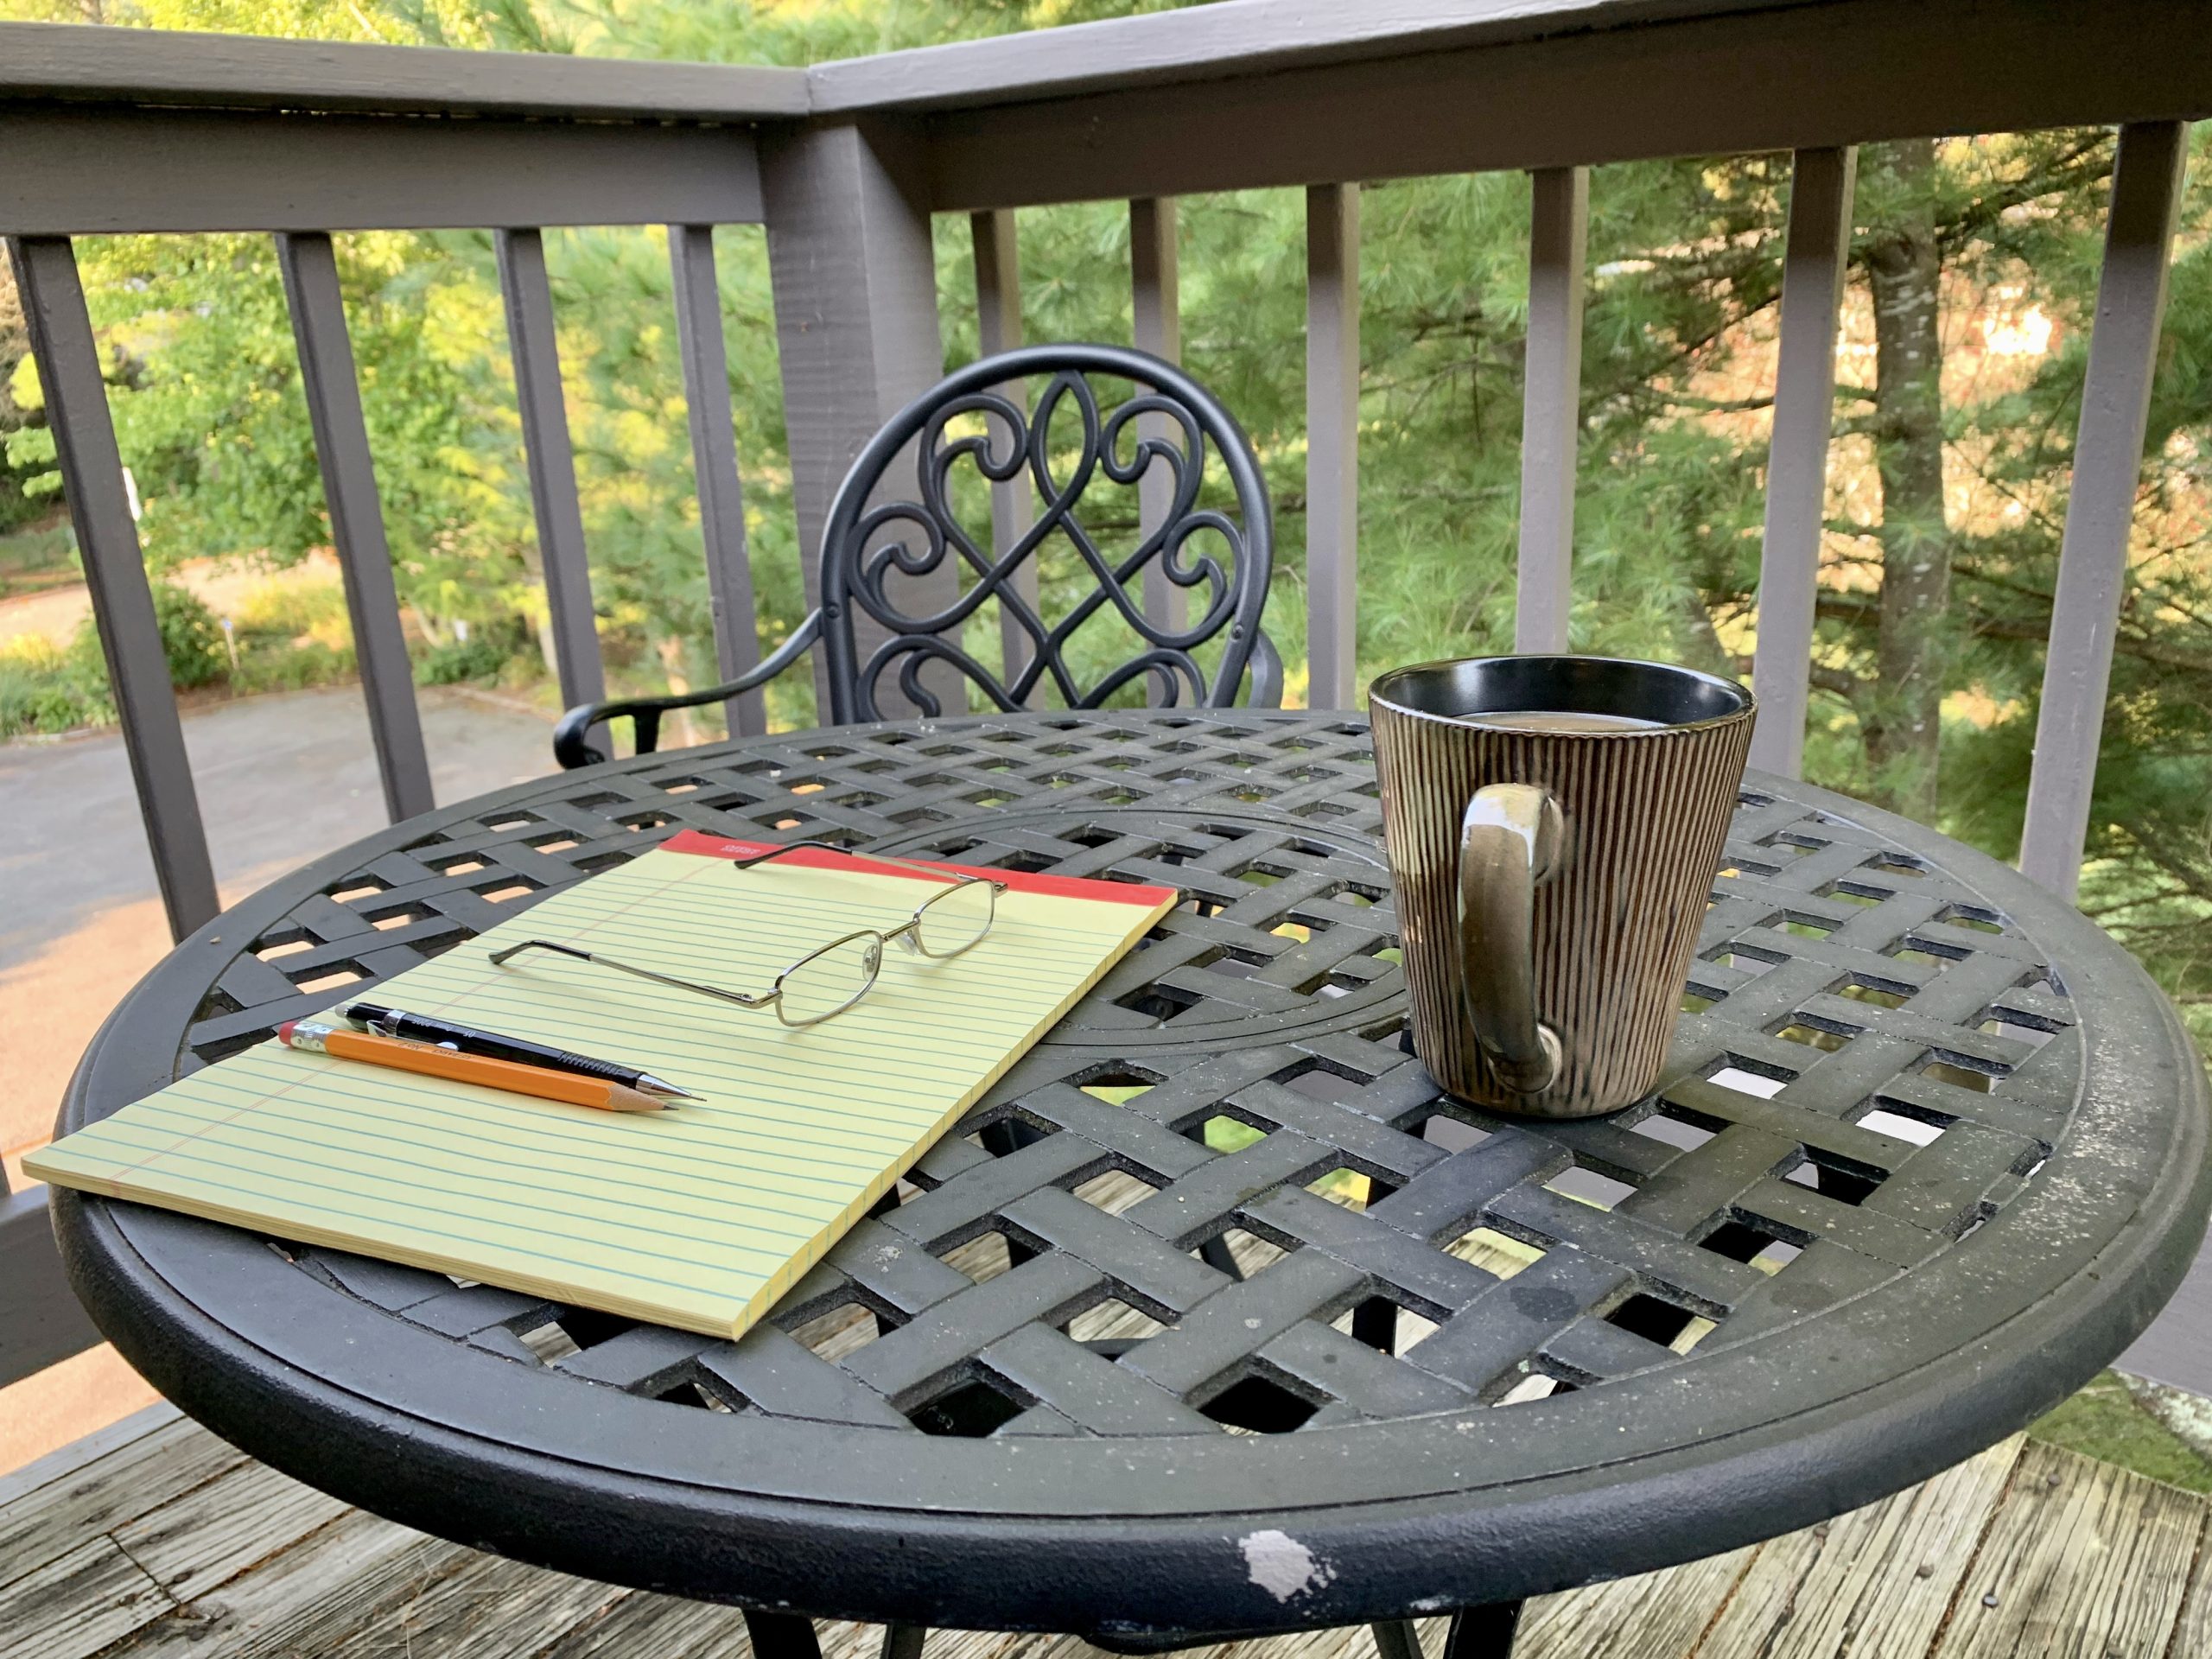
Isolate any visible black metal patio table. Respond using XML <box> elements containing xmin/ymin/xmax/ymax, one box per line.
<box><xmin>48</xmin><ymin>708</ymin><xmax>2212</xmax><ymax>1655</ymax></box>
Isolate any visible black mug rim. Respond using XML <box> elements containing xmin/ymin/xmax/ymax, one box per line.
<box><xmin>1367</xmin><ymin>653</ymin><xmax>1756</xmax><ymax>736</ymax></box>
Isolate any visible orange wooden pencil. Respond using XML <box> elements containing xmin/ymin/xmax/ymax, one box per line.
<box><xmin>276</xmin><ymin>1019</ymin><xmax>669</xmax><ymax>1113</ymax></box>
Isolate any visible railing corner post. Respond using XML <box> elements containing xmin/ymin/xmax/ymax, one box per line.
<box><xmin>760</xmin><ymin>118</ymin><xmax>954</xmax><ymax>720</ymax></box>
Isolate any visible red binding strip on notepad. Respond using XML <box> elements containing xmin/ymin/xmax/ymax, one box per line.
<box><xmin>658</xmin><ymin>829</ymin><xmax>1179</xmax><ymax>907</ymax></box>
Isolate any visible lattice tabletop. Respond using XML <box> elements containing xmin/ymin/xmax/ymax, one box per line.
<box><xmin>52</xmin><ymin>709</ymin><xmax>2211</xmax><ymax>1641</ymax></box>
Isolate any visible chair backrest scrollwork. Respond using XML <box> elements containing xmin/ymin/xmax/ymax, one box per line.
<box><xmin>818</xmin><ymin>344</ymin><xmax>1275</xmax><ymax>722</ymax></box>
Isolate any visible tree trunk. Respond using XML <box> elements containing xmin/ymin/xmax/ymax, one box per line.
<box><xmin>1860</xmin><ymin>138</ymin><xmax>1951</xmax><ymax>821</ymax></box>
<box><xmin>655</xmin><ymin>632</ymin><xmax>702</xmax><ymax>748</ymax></box>
<box><xmin>515</xmin><ymin>537</ymin><xmax>565</xmax><ymax>691</ymax></box>
<box><xmin>0</xmin><ymin>256</ymin><xmax>29</xmax><ymax>437</ymax></box>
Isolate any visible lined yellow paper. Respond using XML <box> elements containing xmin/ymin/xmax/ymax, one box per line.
<box><xmin>27</xmin><ymin>836</ymin><xmax>1177</xmax><ymax>1339</ymax></box>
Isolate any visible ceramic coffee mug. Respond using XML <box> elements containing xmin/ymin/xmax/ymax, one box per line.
<box><xmin>1370</xmin><ymin>655</ymin><xmax>1756</xmax><ymax>1118</ymax></box>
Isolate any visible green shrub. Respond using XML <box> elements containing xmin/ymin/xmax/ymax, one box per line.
<box><xmin>54</xmin><ymin>580</ymin><xmax>228</xmax><ymax>698</ymax></box>
<box><xmin>223</xmin><ymin>572</ymin><xmax>357</xmax><ymax>692</ymax></box>
<box><xmin>1</xmin><ymin>576</ymin><xmax>378</xmax><ymax>739</ymax></box>
<box><xmin>419</xmin><ymin>620</ymin><xmax>524</xmax><ymax>686</ymax></box>
<box><xmin>61</xmin><ymin>620</ymin><xmax>108</xmax><ymax>688</ymax></box>
<box><xmin>150</xmin><ymin>582</ymin><xmax>227</xmax><ymax>689</ymax></box>
<box><xmin>229</xmin><ymin>638</ymin><xmax>354</xmax><ymax>695</ymax></box>
<box><xmin>233</xmin><ymin>575</ymin><xmax>349</xmax><ymax>645</ymax></box>
<box><xmin>0</xmin><ymin>634</ymin><xmax>115</xmax><ymax>738</ymax></box>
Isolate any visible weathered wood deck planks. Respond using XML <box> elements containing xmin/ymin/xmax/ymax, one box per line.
<box><xmin>1929</xmin><ymin>1440</ymin><xmax>2206</xmax><ymax>1659</ymax></box>
<box><xmin>7</xmin><ymin>1404</ymin><xmax>2211</xmax><ymax>1658</ymax></box>
<box><xmin>1695</xmin><ymin>1434</ymin><xmax>2021</xmax><ymax>1658</ymax></box>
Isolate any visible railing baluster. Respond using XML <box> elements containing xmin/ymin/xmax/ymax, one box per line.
<box><xmin>0</xmin><ymin>1184</ymin><xmax>102</xmax><ymax>1387</ymax></box>
<box><xmin>668</xmin><ymin>223</ymin><xmax>764</xmax><ymax>737</ymax></box>
<box><xmin>1306</xmin><ymin>181</ymin><xmax>1361</xmax><ymax>710</ymax></box>
<box><xmin>9</xmin><ymin>235</ymin><xmax>219</xmax><ymax>941</ymax></box>
<box><xmin>1750</xmin><ymin>147</ymin><xmax>1858</xmax><ymax>778</ymax></box>
<box><xmin>1515</xmin><ymin>165</ymin><xmax>1589</xmax><ymax>655</ymax></box>
<box><xmin>2018</xmin><ymin>120</ymin><xmax>2190</xmax><ymax>901</ymax></box>
<box><xmin>275</xmin><ymin>231</ymin><xmax>435</xmax><ymax>821</ymax></box>
<box><xmin>970</xmin><ymin>207</ymin><xmax>1038</xmax><ymax>700</ymax></box>
<box><xmin>1130</xmin><ymin>195</ymin><xmax>1186</xmax><ymax>640</ymax></box>
<box><xmin>496</xmin><ymin>226</ymin><xmax>607</xmax><ymax>720</ymax></box>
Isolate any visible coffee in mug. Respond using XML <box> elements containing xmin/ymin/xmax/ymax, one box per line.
<box><xmin>1369</xmin><ymin>656</ymin><xmax>1755</xmax><ymax>1118</ymax></box>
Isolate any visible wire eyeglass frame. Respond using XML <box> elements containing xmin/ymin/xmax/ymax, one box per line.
<box><xmin>486</xmin><ymin>840</ymin><xmax>1010</xmax><ymax>1027</ymax></box>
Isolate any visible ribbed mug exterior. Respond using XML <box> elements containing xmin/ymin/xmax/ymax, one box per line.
<box><xmin>1370</xmin><ymin>660</ymin><xmax>1755</xmax><ymax>1119</ymax></box>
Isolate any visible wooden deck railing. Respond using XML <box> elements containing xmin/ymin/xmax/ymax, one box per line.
<box><xmin>2</xmin><ymin>0</ymin><xmax>2206</xmax><ymax>1389</ymax></box>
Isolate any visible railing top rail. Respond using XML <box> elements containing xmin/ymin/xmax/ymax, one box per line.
<box><xmin>0</xmin><ymin>19</ymin><xmax>808</xmax><ymax>122</ymax></box>
<box><xmin>805</xmin><ymin>0</ymin><xmax>1803</xmax><ymax>115</ymax></box>
<box><xmin>8</xmin><ymin>1</ymin><xmax>2211</xmax><ymax>143</ymax></box>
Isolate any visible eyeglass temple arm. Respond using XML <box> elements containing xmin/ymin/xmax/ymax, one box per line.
<box><xmin>728</xmin><ymin>839</ymin><xmax>1008</xmax><ymax>891</ymax></box>
<box><xmin>486</xmin><ymin>938</ymin><xmax>776</xmax><ymax>1008</ymax></box>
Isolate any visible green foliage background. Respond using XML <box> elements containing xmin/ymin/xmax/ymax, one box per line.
<box><xmin>2</xmin><ymin>0</ymin><xmax>2209</xmax><ymax>1046</ymax></box>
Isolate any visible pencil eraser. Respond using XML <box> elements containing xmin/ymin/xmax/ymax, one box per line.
<box><xmin>276</xmin><ymin>1020</ymin><xmax>296</xmax><ymax>1045</ymax></box>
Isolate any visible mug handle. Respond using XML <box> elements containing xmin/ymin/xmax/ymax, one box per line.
<box><xmin>1458</xmin><ymin>783</ymin><xmax>1567</xmax><ymax>1094</ymax></box>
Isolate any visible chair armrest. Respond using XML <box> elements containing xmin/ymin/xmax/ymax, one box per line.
<box><xmin>553</xmin><ymin>610</ymin><xmax>823</xmax><ymax>769</ymax></box>
<box><xmin>1244</xmin><ymin>627</ymin><xmax>1285</xmax><ymax>709</ymax></box>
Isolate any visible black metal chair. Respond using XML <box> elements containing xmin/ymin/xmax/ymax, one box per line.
<box><xmin>553</xmin><ymin>343</ymin><xmax>1281</xmax><ymax>767</ymax></box>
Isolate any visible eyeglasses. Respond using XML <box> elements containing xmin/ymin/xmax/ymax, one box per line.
<box><xmin>487</xmin><ymin>841</ymin><xmax>1009</xmax><ymax>1027</ymax></box>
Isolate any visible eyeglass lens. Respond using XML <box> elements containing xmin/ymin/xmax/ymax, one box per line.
<box><xmin>778</xmin><ymin>931</ymin><xmax>884</xmax><ymax>1026</ymax></box>
<box><xmin>913</xmin><ymin>880</ymin><xmax>997</xmax><ymax>957</ymax></box>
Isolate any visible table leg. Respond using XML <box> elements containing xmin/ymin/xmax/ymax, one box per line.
<box><xmin>1198</xmin><ymin>1236</ymin><xmax>1244</xmax><ymax>1280</ymax></box>
<box><xmin>1440</xmin><ymin>1601</ymin><xmax>1522</xmax><ymax>1659</ymax></box>
<box><xmin>743</xmin><ymin>1610</ymin><xmax>823</xmax><ymax>1659</ymax></box>
<box><xmin>1371</xmin><ymin>1618</ymin><xmax>1422</xmax><ymax>1659</ymax></box>
<box><xmin>881</xmin><ymin>1624</ymin><xmax>927</xmax><ymax>1659</ymax></box>
<box><xmin>1351</xmin><ymin>1179</ymin><xmax>1402</xmax><ymax>1351</ymax></box>
<box><xmin>979</xmin><ymin>1122</ymin><xmax>1044</xmax><ymax>1264</ymax></box>
<box><xmin>1351</xmin><ymin>1296</ymin><xmax>1397</xmax><ymax>1351</ymax></box>
<box><xmin>980</xmin><ymin>1121</ymin><xmax>1045</xmax><ymax>1156</ymax></box>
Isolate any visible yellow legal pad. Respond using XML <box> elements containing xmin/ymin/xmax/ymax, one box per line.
<box><xmin>27</xmin><ymin>833</ymin><xmax>1178</xmax><ymax>1340</ymax></box>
